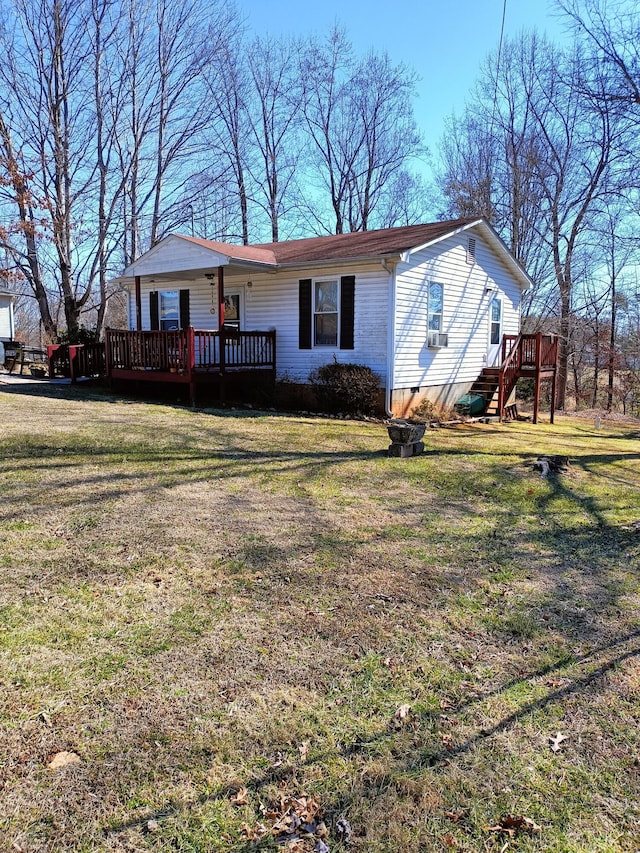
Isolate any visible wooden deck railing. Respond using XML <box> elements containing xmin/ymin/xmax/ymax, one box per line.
<box><xmin>193</xmin><ymin>329</ymin><xmax>276</xmax><ymax>371</ymax></box>
<box><xmin>105</xmin><ymin>328</ymin><xmax>276</xmax><ymax>375</ymax></box>
<box><xmin>106</xmin><ymin>329</ymin><xmax>192</xmax><ymax>373</ymax></box>
<box><xmin>47</xmin><ymin>329</ymin><xmax>276</xmax><ymax>383</ymax></box>
<box><xmin>498</xmin><ymin>333</ymin><xmax>558</xmax><ymax>421</ymax></box>
<box><xmin>48</xmin><ymin>343</ymin><xmax>107</xmax><ymax>381</ymax></box>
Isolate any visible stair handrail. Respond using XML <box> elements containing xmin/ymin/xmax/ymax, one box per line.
<box><xmin>497</xmin><ymin>333</ymin><xmax>524</xmax><ymax>419</ymax></box>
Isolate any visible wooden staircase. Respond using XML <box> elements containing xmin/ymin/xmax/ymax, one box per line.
<box><xmin>466</xmin><ymin>370</ymin><xmax>501</xmax><ymax>416</ymax></box>
<box><xmin>465</xmin><ymin>333</ymin><xmax>559</xmax><ymax>424</ymax></box>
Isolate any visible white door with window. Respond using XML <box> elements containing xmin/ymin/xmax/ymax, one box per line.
<box><xmin>487</xmin><ymin>296</ymin><xmax>503</xmax><ymax>366</ymax></box>
<box><xmin>222</xmin><ymin>289</ymin><xmax>243</xmax><ymax>331</ymax></box>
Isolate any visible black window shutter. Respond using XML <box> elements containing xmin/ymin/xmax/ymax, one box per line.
<box><xmin>150</xmin><ymin>291</ymin><xmax>159</xmax><ymax>330</ymax></box>
<box><xmin>299</xmin><ymin>279</ymin><xmax>312</xmax><ymax>349</ymax></box>
<box><xmin>340</xmin><ymin>275</ymin><xmax>355</xmax><ymax>350</ymax></box>
<box><xmin>179</xmin><ymin>289</ymin><xmax>190</xmax><ymax>329</ymax></box>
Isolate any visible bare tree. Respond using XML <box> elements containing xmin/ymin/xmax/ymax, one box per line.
<box><xmin>0</xmin><ymin>0</ymin><xmax>237</xmax><ymax>339</ymax></box>
<box><xmin>245</xmin><ymin>35</ymin><xmax>303</xmax><ymax>243</ymax></box>
<box><xmin>202</xmin><ymin>29</ymin><xmax>253</xmax><ymax>245</ymax></box>
<box><xmin>0</xmin><ymin>0</ymin><xmax>97</xmax><ymax>340</ymax></box>
<box><xmin>556</xmin><ymin>0</ymin><xmax>640</xmax><ymax>106</ymax></box>
<box><xmin>300</xmin><ymin>27</ymin><xmax>424</xmax><ymax>234</ymax></box>
<box><xmin>437</xmin><ymin>33</ymin><xmax>633</xmax><ymax>409</ymax></box>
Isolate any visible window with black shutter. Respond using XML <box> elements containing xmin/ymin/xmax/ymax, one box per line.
<box><xmin>299</xmin><ymin>276</ymin><xmax>355</xmax><ymax>350</ymax></box>
<box><xmin>179</xmin><ymin>289</ymin><xmax>190</xmax><ymax>329</ymax></box>
<box><xmin>150</xmin><ymin>291</ymin><xmax>159</xmax><ymax>330</ymax></box>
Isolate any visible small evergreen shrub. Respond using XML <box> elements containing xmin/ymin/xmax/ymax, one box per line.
<box><xmin>309</xmin><ymin>359</ymin><xmax>381</xmax><ymax>416</ymax></box>
<box><xmin>58</xmin><ymin>327</ymin><xmax>101</xmax><ymax>345</ymax></box>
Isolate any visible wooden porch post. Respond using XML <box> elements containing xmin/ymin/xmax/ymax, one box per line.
<box><xmin>532</xmin><ymin>372</ymin><xmax>541</xmax><ymax>424</ymax></box>
<box><xmin>104</xmin><ymin>330</ymin><xmax>112</xmax><ymax>384</ymax></box>
<box><xmin>218</xmin><ymin>267</ymin><xmax>225</xmax><ymax>328</ymax></box>
<box><xmin>187</xmin><ymin>326</ymin><xmax>197</xmax><ymax>406</ymax></box>
<box><xmin>135</xmin><ymin>275</ymin><xmax>142</xmax><ymax>331</ymax></box>
<box><xmin>218</xmin><ymin>267</ymin><xmax>226</xmax><ymax>404</ymax></box>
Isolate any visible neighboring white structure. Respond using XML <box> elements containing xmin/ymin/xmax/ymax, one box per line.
<box><xmin>0</xmin><ymin>290</ymin><xmax>16</xmax><ymax>341</ymax></box>
<box><xmin>0</xmin><ymin>290</ymin><xmax>16</xmax><ymax>366</ymax></box>
<box><xmin>117</xmin><ymin>218</ymin><xmax>532</xmax><ymax>416</ymax></box>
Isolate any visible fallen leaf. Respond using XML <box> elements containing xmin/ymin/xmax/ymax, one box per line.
<box><xmin>486</xmin><ymin>814</ymin><xmax>542</xmax><ymax>836</ymax></box>
<box><xmin>335</xmin><ymin>817</ymin><xmax>352</xmax><ymax>842</ymax></box>
<box><xmin>298</xmin><ymin>741</ymin><xmax>309</xmax><ymax>761</ymax></box>
<box><xmin>230</xmin><ymin>787</ymin><xmax>249</xmax><ymax>806</ymax></box>
<box><xmin>550</xmin><ymin>731</ymin><xmax>568</xmax><ymax>753</ymax></box>
<box><xmin>239</xmin><ymin>822</ymin><xmax>268</xmax><ymax>841</ymax></box>
<box><xmin>47</xmin><ymin>751</ymin><xmax>81</xmax><ymax>770</ymax></box>
<box><xmin>445</xmin><ymin>809</ymin><xmax>468</xmax><ymax>823</ymax></box>
<box><xmin>315</xmin><ymin>820</ymin><xmax>329</xmax><ymax>838</ymax></box>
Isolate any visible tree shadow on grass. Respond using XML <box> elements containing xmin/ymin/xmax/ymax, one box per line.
<box><xmin>101</xmin><ymin>624</ymin><xmax>640</xmax><ymax>850</ymax></box>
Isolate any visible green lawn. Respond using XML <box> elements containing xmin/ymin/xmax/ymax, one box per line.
<box><xmin>1</xmin><ymin>381</ymin><xmax>639</xmax><ymax>852</ymax></box>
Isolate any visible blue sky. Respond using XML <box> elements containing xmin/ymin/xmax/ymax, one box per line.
<box><xmin>245</xmin><ymin>0</ymin><xmax>569</xmax><ymax>156</ymax></box>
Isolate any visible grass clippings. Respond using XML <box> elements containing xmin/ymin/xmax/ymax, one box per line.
<box><xmin>0</xmin><ymin>379</ymin><xmax>639</xmax><ymax>851</ymax></box>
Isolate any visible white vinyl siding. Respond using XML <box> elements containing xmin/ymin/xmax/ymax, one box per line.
<box><xmin>393</xmin><ymin>233</ymin><xmax>521</xmax><ymax>390</ymax></box>
<box><xmin>0</xmin><ymin>295</ymin><xmax>15</xmax><ymax>339</ymax></box>
<box><xmin>241</xmin><ymin>264</ymin><xmax>388</xmax><ymax>382</ymax></box>
<box><xmin>121</xmin><ymin>226</ymin><xmax>524</xmax><ymax>396</ymax></box>
<box><xmin>129</xmin><ymin>262</ymin><xmax>388</xmax><ymax>383</ymax></box>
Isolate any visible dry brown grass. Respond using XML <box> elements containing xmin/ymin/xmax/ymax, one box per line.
<box><xmin>1</xmin><ymin>379</ymin><xmax>639</xmax><ymax>852</ymax></box>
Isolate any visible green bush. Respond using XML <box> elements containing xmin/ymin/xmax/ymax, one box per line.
<box><xmin>309</xmin><ymin>359</ymin><xmax>381</xmax><ymax>416</ymax></box>
<box><xmin>58</xmin><ymin>327</ymin><xmax>101</xmax><ymax>345</ymax></box>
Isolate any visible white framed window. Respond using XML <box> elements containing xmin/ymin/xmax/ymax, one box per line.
<box><xmin>314</xmin><ymin>279</ymin><xmax>339</xmax><ymax>346</ymax></box>
<box><xmin>490</xmin><ymin>297</ymin><xmax>502</xmax><ymax>345</ymax></box>
<box><xmin>428</xmin><ymin>282</ymin><xmax>443</xmax><ymax>332</ymax></box>
<box><xmin>160</xmin><ymin>291</ymin><xmax>179</xmax><ymax>330</ymax></box>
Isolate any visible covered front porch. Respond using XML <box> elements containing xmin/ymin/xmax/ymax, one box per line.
<box><xmin>110</xmin><ymin>240</ymin><xmax>279</xmax><ymax>403</ymax></box>
<box><xmin>49</xmin><ymin>326</ymin><xmax>276</xmax><ymax>405</ymax></box>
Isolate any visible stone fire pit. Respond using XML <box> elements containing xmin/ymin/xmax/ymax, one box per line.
<box><xmin>386</xmin><ymin>420</ymin><xmax>426</xmax><ymax>457</ymax></box>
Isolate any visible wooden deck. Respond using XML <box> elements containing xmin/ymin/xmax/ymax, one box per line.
<box><xmin>490</xmin><ymin>333</ymin><xmax>558</xmax><ymax>423</ymax></box>
<box><xmin>49</xmin><ymin>328</ymin><xmax>276</xmax><ymax>404</ymax></box>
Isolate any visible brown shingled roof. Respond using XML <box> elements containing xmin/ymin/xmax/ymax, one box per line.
<box><xmin>180</xmin><ymin>235</ymin><xmax>277</xmax><ymax>265</ymax></box>
<box><xmin>181</xmin><ymin>218</ymin><xmax>479</xmax><ymax>265</ymax></box>
<box><xmin>258</xmin><ymin>218</ymin><xmax>478</xmax><ymax>263</ymax></box>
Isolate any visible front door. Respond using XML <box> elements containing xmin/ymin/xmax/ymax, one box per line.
<box><xmin>487</xmin><ymin>296</ymin><xmax>502</xmax><ymax>366</ymax></box>
<box><xmin>222</xmin><ymin>290</ymin><xmax>243</xmax><ymax>331</ymax></box>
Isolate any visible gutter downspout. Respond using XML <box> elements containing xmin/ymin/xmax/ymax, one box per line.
<box><xmin>382</xmin><ymin>258</ymin><xmax>397</xmax><ymax>418</ymax></box>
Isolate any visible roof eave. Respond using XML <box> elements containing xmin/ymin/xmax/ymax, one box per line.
<box><xmin>276</xmin><ymin>252</ymin><xmax>403</xmax><ymax>270</ymax></box>
<box><xmin>406</xmin><ymin>217</ymin><xmax>533</xmax><ymax>291</ymax></box>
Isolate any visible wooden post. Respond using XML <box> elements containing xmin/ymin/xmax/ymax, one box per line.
<box><xmin>217</xmin><ymin>266</ymin><xmax>225</xmax><ymax>328</ymax></box>
<box><xmin>135</xmin><ymin>276</ymin><xmax>142</xmax><ymax>331</ymax></box>
<box><xmin>104</xmin><ymin>330</ymin><xmax>112</xmax><ymax>388</ymax></box>
<box><xmin>218</xmin><ymin>267</ymin><xmax>226</xmax><ymax>391</ymax></box>
<box><xmin>187</xmin><ymin>326</ymin><xmax>197</xmax><ymax>406</ymax></box>
<box><xmin>69</xmin><ymin>345</ymin><xmax>77</xmax><ymax>384</ymax></box>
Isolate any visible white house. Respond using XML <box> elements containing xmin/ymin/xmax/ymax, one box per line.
<box><xmin>0</xmin><ymin>290</ymin><xmax>16</xmax><ymax>340</ymax></box>
<box><xmin>113</xmin><ymin>218</ymin><xmax>554</xmax><ymax>418</ymax></box>
<box><xmin>0</xmin><ymin>290</ymin><xmax>16</xmax><ymax>366</ymax></box>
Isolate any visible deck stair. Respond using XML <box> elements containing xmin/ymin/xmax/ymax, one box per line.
<box><xmin>458</xmin><ymin>333</ymin><xmax>558</xmax><ymax>424</ymax></box>
<box><xmin>464</xmin><ymin>369</ymin><xmax>501</xmax><ymax>416</ymax></box>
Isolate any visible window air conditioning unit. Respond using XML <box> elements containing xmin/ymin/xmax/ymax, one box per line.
<box><xmin>428</xmin><ymin>331</ymin><xmax>448</xmax><ymax>348</ymax></box>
